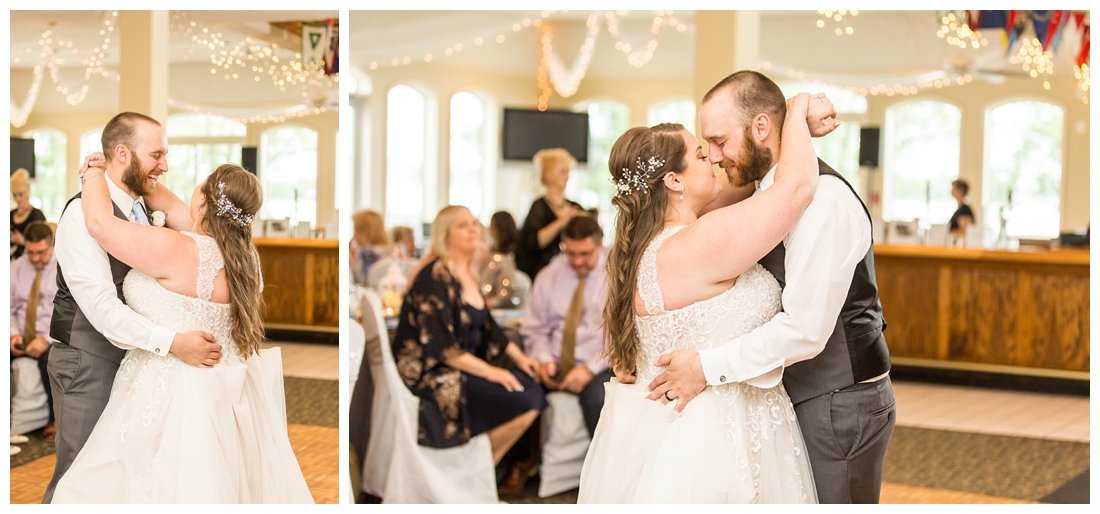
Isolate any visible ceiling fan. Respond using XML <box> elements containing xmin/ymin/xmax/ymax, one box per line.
<box><xmin>915</xmin><ymin>54</ymin><xmax>1028</xmax><ymax>85</ymax></box>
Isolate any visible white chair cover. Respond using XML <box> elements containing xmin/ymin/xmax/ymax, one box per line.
<box><xmin>538</xmin><ymin>391</ymin><xmax>592</xmax><ymax>498</ymax></box>
<box><xmin>359</xmin><ymin>289</ymin><xmax>498</xmax><ymax>503</ymax></box>
<box><xmin>10</xmin><ymin>356</ymin><xmax>49</xmax><ymax>435</ymax></box>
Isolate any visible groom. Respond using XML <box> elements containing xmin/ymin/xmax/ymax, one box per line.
<box><xmin>647</xmin><ymin>71</ymin><xmax>896</xmax><ymax>503</ymax></box>
<box><xmin>42</xmin><ymin>112</ymin><xmax>223</xmax><ymax>503</ymax></box>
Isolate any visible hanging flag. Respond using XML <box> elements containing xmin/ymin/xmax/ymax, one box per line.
<box><xmin>1072</xmin><ymin>11</ymin><xmax>1086</xmax><ymax>29</ymax></box>
<box><xmin>1077</xmin><ymin>22</ymin><xmax>1090</xmax><ymax>67</ymax></box>
<box><xmin>302</xmin><ymin>23</ymin><xmax>327</xmax><ymax>69</ymax></box>
<box><xmin>1032</xmin><ymin>11</ymin><xmax>1053</xmax><ymax>49</ymax></box>
<box><xmin>975</xmin><ymin>10</ymin><xmax>1008</xmax><ymax>29</ymax></box>
<box><xmin>1047</xmin><ymin>11</ymin><xmax>1069</xmax><ymax>52</ymax></box>
<box><xmin>1006</xmin><ymin>10</ymin><xmax>1024</xmax><ymax>55</ymax></box>
<box><xmin>324</xmin><ymin>18</ymin><xmax>339</xmax><ymax>75</ymax></box>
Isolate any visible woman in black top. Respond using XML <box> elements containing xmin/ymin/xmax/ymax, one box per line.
<box><xmin>392</xmin><ymin>205</ymin><xmax>544</xmax><ymax>464</ymax></box>
<box><xmin>10</xmin><ymin>169</ymin><xmax>47</xmax><ymax>260</ymax></box>
<box><xmin>515</xmin><ymin>148</ymin><xmax>588</xmax><ymax>279</ymax></box>
<box><xmin>948</xmin><ymin>179</ymin><xmax>975</xmax><ymax>238</ymax></box>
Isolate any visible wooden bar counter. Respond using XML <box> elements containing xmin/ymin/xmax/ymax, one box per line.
<box><xmin>873</xmin><ymin>244</ymin><xmax>1089</xmax><ymax>378</ymax></box>
<box><xmin>255</xmin><ymin>237</ymin><xmax>340</xmax><ymax>331</ymax></box>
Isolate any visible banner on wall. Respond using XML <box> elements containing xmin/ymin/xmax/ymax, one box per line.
<box><xmin>302</xmin><ymin>23</ymin><xmax>328</xmax><ymax>69</ymax></box>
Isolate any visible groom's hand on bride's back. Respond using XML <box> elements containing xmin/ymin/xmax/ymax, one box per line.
<box><xmin>169</xmin><ymin>330</ymin><xmax>222</xmax><ymax>368</ymax></box>
<box><xmin>646</xmin><ymin>350</ymin><xmax>706</xmax><ymax>413</ymax></box>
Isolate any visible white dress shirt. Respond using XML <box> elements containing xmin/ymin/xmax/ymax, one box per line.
<box><xmin>53</xmin><ymin>175</ymin><xmax>176</xmax><ymax>356</ymax></box>
<box><xmin>698</xmin><ymin>165</ymin><xmax>872</xmax><ymax>388</ymax></box>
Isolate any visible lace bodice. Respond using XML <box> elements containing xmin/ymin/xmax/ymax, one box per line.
<box><xmin>634</xmin><ymin>226</ymin><xmax>783</xmax><ymax>385</ymax></box>
<box><xmin>121</xmin><ymin>232</ymin><xmax>235</xmax><ymax>360</ymax></box>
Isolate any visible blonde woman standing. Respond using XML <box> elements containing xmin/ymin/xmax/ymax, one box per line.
<box><xmin>10</xmin><ymin>169</ymin><xmax>47</xmax><ymax>260</ymax></box>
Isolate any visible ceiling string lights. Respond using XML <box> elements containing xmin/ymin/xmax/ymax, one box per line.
<box><xmin>10</xmin><ymin>11</ymin><xmax>118</xmax><ymax>126</ymax></box>
<box><xmin>368</xmin><ymin>12</ymin><xmax>553</xmax><ymax>71</ymax></box>
<box><xmin>1010</xmin><ymin>37</ymin><xmax>1056</xmax><ymax>78</ymax></box>
<box><xmin>539</xmin><ymin>13</ymin><xmax>600</xmax><ymax>103</ymax></box>
<box><xmin>1073</xmin><ymin>63</ymin><xmax>1089</xmax><ymax>104</ymax></box>
<box><xmin>605</xmin><ymin>11</ymin><xmax>673</xmax><ymax>68</ymax></box>
<box><xmin>938</xmin><ymin>11</ymin><xmax>988</xmax><ymax>49</ymax></box>
<box><xmin>761</xmin><ymin>61</ymin><xmax>973</xmax><ymax>99</ymax></box>
<box><xmin>817</xmin><ymin>10</ymin><xmax>857</xmax><ymax>36</ymax></box>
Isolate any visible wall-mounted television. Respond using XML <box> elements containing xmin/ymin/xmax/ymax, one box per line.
<box><xmin>502</xmin><ymin>108</ymin><xmax>588</xmax><ymax>163</ymax></box>
<box><xmin>10</xmin><ymin>137</ymin><xmax>36</xmax><ymax>178</ymax></box>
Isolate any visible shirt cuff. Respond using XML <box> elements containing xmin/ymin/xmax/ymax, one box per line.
<box><xmin>698</xmin><ymin>346</ymin><xmax>737</xmax><ymax>386</ymax></box>
<box><xmin>149</xmin><ymin>325</ymin><xmax>175</xmax><ymax>356</ymax></box>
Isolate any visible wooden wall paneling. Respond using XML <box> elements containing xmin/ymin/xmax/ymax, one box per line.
<box><xmin>1027</xmin><ymin>271</ymin><xmax>1090</xmax><ymax>371</ymax></box>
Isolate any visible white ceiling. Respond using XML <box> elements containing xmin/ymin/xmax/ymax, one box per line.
<box><xmin>10</xmin><ymin>10</ymin><xmax>339</xmax><ymax>114</ymax></box>
<box><xmin>349</xmin><ymin>10</ymin><xmax>1082</xmax><ymax>88</ymax></box>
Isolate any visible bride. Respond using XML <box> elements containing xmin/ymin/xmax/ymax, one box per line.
<box><xmin>51</xmin><ymin>158</ymin><xmax>314</xmax><ymax>503</ymax></box>
<box><xmin>578</xmin><ymin>93</ymin><xmax>825</xmax><ymax>503</ymax></box>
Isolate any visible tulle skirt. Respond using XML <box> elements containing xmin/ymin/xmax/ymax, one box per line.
<box><xmin>52</xmin><ymin>348</ymin><xmax>314</xmax><ymax>503</ymax></box>
<box><xmin>578</xmin><ymin>379</ymin><xmax>816</xmax><ymax>504</ymax></box>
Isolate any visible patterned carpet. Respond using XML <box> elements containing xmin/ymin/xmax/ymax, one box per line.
<box><xmin>10</xmin><ymin>376</ymin><xmax>338</xmax><ymax>468</ymax></box>
<box><xmin>499</xmin><ymin>426</ymin><xmax>1091</xmax><ymax>504</ymax></box>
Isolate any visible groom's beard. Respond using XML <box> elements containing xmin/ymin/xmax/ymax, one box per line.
<box><xmin>121</xmin><ymin>156</ymin><xmax>156</xmax><ymax>197</ymax></box>
<box><xmin>725</xmin><ymin>131</ymin><xmax>774</xmax><ymax>188</ymax></box>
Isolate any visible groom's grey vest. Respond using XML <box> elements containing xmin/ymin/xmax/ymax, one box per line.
<box><xmin>49</xmin><ymin>193</ymin><xmax>133</xmax><ymax>366</ymax></box>
<box><xmin>758</xmin><ymin>159</ymin><xmax>890</xmax><ymax>405</ymax></box>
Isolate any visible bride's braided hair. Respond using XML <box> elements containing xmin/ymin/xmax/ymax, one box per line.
<box><xmin>200</xmin><ymin>164</ymin><xmax>265</xmax><ymax>358</ymax></box>
<box><xmin>602</xmin><ymin>123</ymin><xmax>687</xmax><ymax>375</ymax></box>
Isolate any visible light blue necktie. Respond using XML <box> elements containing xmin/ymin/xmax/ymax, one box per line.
<box><xmin>131</xmin><ymin>202</ymin><xmax>150</xmax><ymax>226</ymax></box>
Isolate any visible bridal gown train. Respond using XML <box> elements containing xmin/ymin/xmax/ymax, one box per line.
<box><xmin>578</xmin><ymin>226</ymin><xmax>817</xmax><ymax>503</ymax></box>
<box><xmin>52</xmin><ymin>232</ymin><xmax>314</xmax><ymax>503</ymax></box>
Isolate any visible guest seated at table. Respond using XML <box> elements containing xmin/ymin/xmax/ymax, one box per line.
<box><xmin>480</xmin><ymin>211</ymin><xmax>530</xmax><ymax>310</ymax></box>
<box><xmin>520</xmin><ymin>216</ymin><xmax>612</xmax><ymax>437</ymax></box>
<box><xmin>390</xmin><ymin>225</ymin><xmax>420</xmax><ymax>260</ymax></box>
<box><xmin>391</xmin><ymin>205</ymin><xmax>546</xmax><ymax>467</ymax></box>
<box><xmin>351</xmin><ymin>209</ymin><xmax>392</xmax><ymax>286</ymax></box>
<box><xmin>10</xmin><ymin>221</ymin><xmax>59</xmax><ymax>442</ymax></box>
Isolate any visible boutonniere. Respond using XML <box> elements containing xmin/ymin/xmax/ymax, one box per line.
<box><xmin>150</xmin><ymin>210</ymin><xmax>167</xmax><ymax>227</ymax></box>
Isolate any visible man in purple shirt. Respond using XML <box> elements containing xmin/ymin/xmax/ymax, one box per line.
<box><xmin>520</xmin><ymin>216</ymin><xmax>611</xmax><ymax>436</ymax></box>
<box><xmin>10</xmin><ymin>221</ymin><xmax>59</xmax><ymax>440</ymax></box>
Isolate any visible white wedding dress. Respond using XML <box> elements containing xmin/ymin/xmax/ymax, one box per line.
<box><xmin>52</xmin><ymin>232</ymin><xmax>314</xmax><ymax>503</ymax></box>
<box><xmin>578</xmin><ymin>226</ymin><xmax>817</xmax><ymax>503</ymax></box>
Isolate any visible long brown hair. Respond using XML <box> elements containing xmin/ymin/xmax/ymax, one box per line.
<box><xmin>200</xmin><ymin>164</ymin><xmax>265</xmax><ymax>358</ymax></box>
<box><xmin>602</xmin><ymin>123</ymin><xmax>688</xmax><ymax>374</ymax></box>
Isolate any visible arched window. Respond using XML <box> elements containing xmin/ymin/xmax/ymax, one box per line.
<box><xmin>80</xmin><ymin>129</ymin><xmax>103</xmax><ymax>157</ymax></box>
<box><xmin>166</xmin><ymin>114</ymin><xmax>248</xmax><ymax>201</ymax></box>
<box><xmin>449</xmin><ymin>92</ymin><xmax>487</xmax><ymax>218</ymax></box>
<box><xmin>575</xmin><ymin>100</ymin><xmax>630</xmax><ymax>238</ymax></box>
<box><xmin>260</xmin><ymin>126</ymin><xmax>319</xmax><ymax>224</ymax></box>
<box><xmin>21</xmin><ymin>128</ymin><xmax>67</xmax><ymax>221</ymax></box>
<box><xmin>647</xmin><ymin>99</ymin><xmax>695</xmax><ymax>128</ymax></box>
<box><xmin>883</xmin><ymin>100</ymin><xmax>962</xmax><ymax>224</ymax></box>
<box><xmin>386</xmin><ymin>85</ymin><xmax>427</xmax><ymax>230</ymax></box>
<box><xmin>983</xmin><ymin>100</ymin><xmax>1063</xmax><ymax>241</ymax></box>
<box><xmin>779</xmin><ymin>83</ymin><xmax>867</xmax><ymax>190</ymax></box>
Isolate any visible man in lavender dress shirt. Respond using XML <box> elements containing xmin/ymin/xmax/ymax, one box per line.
<box><xmin>520</xmin><ymin>216</ymin><xmax>611</xmax><ymax>436</ymax></box>
<box><xmin>10</xmin><ymin>222</ymin><xmax>59</xmax><ymax>440</ymax></box>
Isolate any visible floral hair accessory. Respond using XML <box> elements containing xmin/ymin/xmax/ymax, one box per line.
<box><xmin>613</xmin><ymin>154</ymin><xmax>665</xmax><ymax>198</ymax></box>
<box><xmin>215</xmin><ymin>181</ymin><xmax>254</xmax><ymax>228</ymax></box>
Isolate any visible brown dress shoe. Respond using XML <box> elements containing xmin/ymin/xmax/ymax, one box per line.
<box><xmin>497</xmin><ymin>456</ymin><xmax>538</xmax><ymax>497</ymax></box>
<box><xmin>43</xmin><ymin>421</ymin><xmax>57</xmax><ymax>442</ymax></box>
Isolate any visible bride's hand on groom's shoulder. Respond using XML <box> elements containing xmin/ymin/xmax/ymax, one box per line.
<box><xmin>79</xmin><ymin>152</ymin><xmax>107</xmax><ymax>184</ymax></box>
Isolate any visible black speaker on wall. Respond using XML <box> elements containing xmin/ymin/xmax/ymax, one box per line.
<box><xmin>241</xmin><ymin>147</ymin><xmax>258</xmax><ymax>174</ymax></box>
<box><xmin>859</xmin><ymin>127</ymin><xmax>881</xmax><ymax>168</ymax></box>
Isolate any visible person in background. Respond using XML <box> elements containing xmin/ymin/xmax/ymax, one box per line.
<box><xmin>390</xmin><ymin>226</ymin><xmax>419</xmax><ymax>260</ymax></box>
<box><xmin>391</xmin><ymin>205</ymin><xmax>546</xmax><ymax>471</ymax></box>
<box><xmin>10</xmin><ymin>169</ymin><xmax>48</xmax><ymax>261</ymax></box>
<box><xmin>515</xmin><ymin>148</ymin><xmax>590</xmax><ymax>280</ymax></box>
<box><xmin>521</xmin><ymin>215</ymin><xmax>612</xmax><ymax>436</ymax></box>
<box><xmin>10</xmin><ymin>222</ymin><xmax>59</xmax><ymax>443</ymax></box>
<box><xmin>949</xmin><ymin>179</ymin><xmax>975</xmax><ymax>239</ymax></box>
<box><xmin>480</xmin><ymin>211</ymin><xmax>529</xmax><ymax>310</ymax></box>
<box><xmin>351</xmin><ymin>209</ymin><xmax>392</xmax><ymax>286</ymax></box>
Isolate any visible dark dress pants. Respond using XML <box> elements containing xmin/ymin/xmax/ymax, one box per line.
<box><xmin>792</xmin><ymin>376</ymin><xmax>896</xmax><ymax>503</ymax></box>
